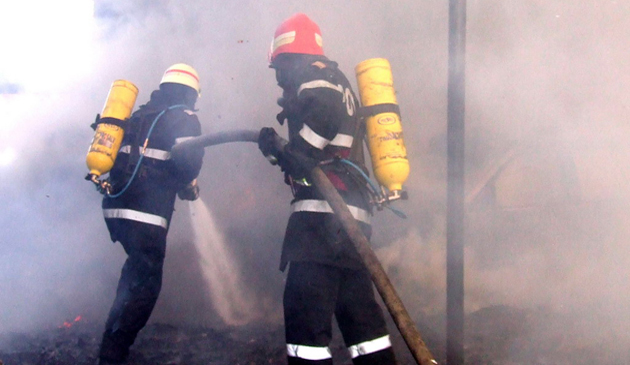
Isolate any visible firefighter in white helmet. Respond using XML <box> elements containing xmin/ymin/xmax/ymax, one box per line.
<box><xmin>97</xmin><ymin>63</ymin><xmax>205</xmax><ymax>364</ymax></box>
<box><xmin>258</xmin><ymin>13</ymin><xmax>398</xmax><ymax>365</ymax></box>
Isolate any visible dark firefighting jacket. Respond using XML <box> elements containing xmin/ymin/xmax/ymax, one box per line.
<box><xmin>102</xmin><ymin>89</ymin><xmax>204</xmax><ymax>241</ymax></box>
<box><xmin>278</xmin><ymin>57</ymin><xmax>371</xmax><ymax>271</ymax></box>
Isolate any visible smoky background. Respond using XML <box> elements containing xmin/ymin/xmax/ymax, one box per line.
<box><xmin>1</xmin><ymin>0</ymin><xmax>629</xmax><ymax>359</ymax></box>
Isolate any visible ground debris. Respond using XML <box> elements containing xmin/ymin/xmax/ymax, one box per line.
<box><xmin>0</xmin><ymin>306</ymin><xmax>626</xmax><ymax>364</ymax></box>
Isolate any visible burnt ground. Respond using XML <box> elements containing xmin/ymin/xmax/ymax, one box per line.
<box><xmin>0</xmin><ymin>305</ymin><xmax>627</xmax><ymax>365</ymax></box>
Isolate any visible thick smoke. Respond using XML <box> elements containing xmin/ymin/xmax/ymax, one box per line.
<box><xmin>1</xmin><ymin>0</ymin><xmax>628</xmax><ymax>358</ymax></box>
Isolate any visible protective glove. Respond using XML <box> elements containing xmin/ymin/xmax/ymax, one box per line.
<box><xmin>258</xmin><ymin>127</ymin><xmax>286</xmax><ymax>165</ymax></box>
<box><xmin>177</xmin><ymin>179</ymin><xmax>200</xmax><ymax>201</ymax></box>
<box><xmin>258</xmin><ymin>127</ymin><xmax>318</xmax><ymax>177</ymax></box>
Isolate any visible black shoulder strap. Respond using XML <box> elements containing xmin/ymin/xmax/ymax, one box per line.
<box><xmin>90</xmin><ymin>114</ymin><xmax>130</xmax><ymax>131</ymax></box>
<box><xmin>348</xmin><ymin>117</ymin><xmax>366</xmax><ymax>165</ymax></box>
<box><xmin>358</xmin><ymin>103</ymin><xmax>401</xmax><ymax>119</ymax></box>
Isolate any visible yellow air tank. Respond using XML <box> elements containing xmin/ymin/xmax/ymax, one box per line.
<box><xmin>355</xmin><ymin>58</ymin><xmax>409</xmax><ymax>198</ymax></box>
<box><xmin>86</xmin><ymin>80</ymin><xmax>138</xmax><ymax>183</ymax></box>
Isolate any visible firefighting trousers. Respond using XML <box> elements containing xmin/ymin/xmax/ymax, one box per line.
<box><xmin>284</xmin><ymin>261</ymin><xmax>397</xmax><ymax>365</ymax></box>
<box><xmin>101</xmin><ymin>221</ymin><xmax>167</xmax><ymax>355</ymax></box>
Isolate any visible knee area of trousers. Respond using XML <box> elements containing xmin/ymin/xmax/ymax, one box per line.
<box><xmin>128</xmin><ymin>251</ymin><xmax>165</xmax><ymax>273</ymax></box>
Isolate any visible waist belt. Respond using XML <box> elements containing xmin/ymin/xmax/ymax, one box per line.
<box><xmin>290</xmin><ymin>199</ymin><xmax>371</xmax><ymax>225</ymax></box>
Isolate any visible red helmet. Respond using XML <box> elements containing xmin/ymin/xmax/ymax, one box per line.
<box><xmin>269</xmin><ymin>13</ymin><xmax>324</xmax><ymax>64</ymax></box>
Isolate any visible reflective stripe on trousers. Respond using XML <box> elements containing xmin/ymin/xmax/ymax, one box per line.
<box><xmin>103</xmin><ymin>208</ymin><xmax>168</xmax><ymax>229</ymax></box>
<box><xmin>291</xmin><ymin>199</ymin><xmax>371</xmax><ymax>225</ymax></box>
<box><xmin>286</xmin><ymin>344</ymin><xmax>332</xmax><ymax>361</ymax></box>
<box><xmin>348</xmin><ymin>334</ymin><xmax>392</xmax><ymax>359</ymax></box>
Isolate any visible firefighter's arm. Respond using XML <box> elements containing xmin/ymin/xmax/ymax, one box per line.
<box><xmin>171</xmin><ymin>112</ymin><xmax>204</xmax><ymax>198</ymax></box>
<box><xmin>294</xmin><ymin>74</ymin><xmax>344</xmax><ymax>156</ymax></box>
<box><xmin>260</xmin><ymin>79</ymin><xmax>340</xmax><ymax>174</ymax></box>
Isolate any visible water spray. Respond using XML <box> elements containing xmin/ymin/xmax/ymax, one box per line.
<box><xmin>188</xmin><ymin>198</ymin><xmax>259</xmax><ymax>325</ymax></box>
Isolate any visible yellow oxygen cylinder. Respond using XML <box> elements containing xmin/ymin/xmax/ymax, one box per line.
<box><xmin>86</xmin><ymin>80</ymin><xmax>138</xmax><ymax>183</ymax></box>
<box><xmin>355</xmin><ymin>58</ymin><xmax>409</xmax><ymax>199</ymax></box>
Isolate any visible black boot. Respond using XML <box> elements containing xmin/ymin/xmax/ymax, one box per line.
<box><xmin>98</xmin><ymin>330</ymin><xmax>131</xmax><ymax>364</ymax></box>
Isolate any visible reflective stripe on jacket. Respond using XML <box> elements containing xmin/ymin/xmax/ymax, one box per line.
<box><xmin>103</xmin><ymin>208</ymin><xmax>168</xmax><ymax>229</ymax></box>
<box><xmin>291</xmin><ymin>199</ymin><xmax>370</xmax><ymax>225</ymax></box>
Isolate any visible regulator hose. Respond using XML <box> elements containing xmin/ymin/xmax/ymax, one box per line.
<box><xmin>107</xmin><ymin>104</ymin><xmax>187</xmax><ymax>198</ymax></box>
<box><xmin>338</xmin><ymin>158</ymin><xmax>407</xmax><ymax>219</ymax></box>
<box><xmin>173</xmin><ymin>129</ymin><xmax>437</xmax><ymax>365</ymax></box>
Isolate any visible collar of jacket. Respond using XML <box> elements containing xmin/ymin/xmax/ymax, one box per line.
<box><xmin>273</xmin><ymin>54</ymin><xmax>336</xmax><ymax>90</ymax></box>
<box><xmin>141</xmin><ymin>89</ymin><xmax>194</xmax><ymax>111</ymax></box>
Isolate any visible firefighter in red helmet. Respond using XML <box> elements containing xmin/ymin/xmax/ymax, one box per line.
<box><xmin>97</xmin><ymin>64</ymin><xmax>205</xmax><ymax>364</ymax></box>
<box><xmin>258</xmin><ymin>13</ymin><xmax>398</xmax><ymax>365</ymax></box>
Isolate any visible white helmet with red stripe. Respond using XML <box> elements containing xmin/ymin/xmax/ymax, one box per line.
<box><xmin>160</xmin><ymin>63</ymin><xmax>200</xmax><ymax>96</ymax></box>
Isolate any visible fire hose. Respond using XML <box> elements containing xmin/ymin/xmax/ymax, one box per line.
<box><xmin>171</xmin><ymin>129</ymin><xmax>437</xmax><ymax>365</ymax></box>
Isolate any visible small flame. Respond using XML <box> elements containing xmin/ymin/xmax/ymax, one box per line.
<box><xmin>59</xmin><ymin>315</ymin><xmax>82</xmax><ymax>329</ymax></box>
